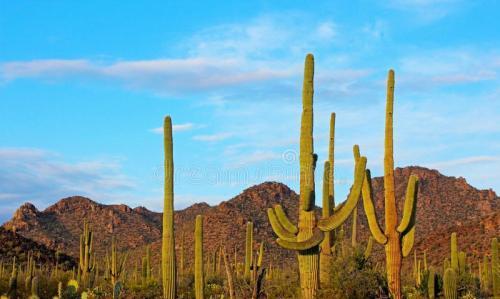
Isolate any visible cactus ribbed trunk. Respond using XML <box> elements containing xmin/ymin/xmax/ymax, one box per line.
<box><xmin>244</xmin><ymin>221</ymin><xmax>253</xmax><ymax>281</ymax></box>
<box><xmin>194</xmin><ymin>215</ymin><xmax>204</xmax><ymax>299</ymax></box>
<box><xmin>297</xmin><ymin>54</ymin><xmax>319</xmax><ymax>299</ymax></box>
<box><xmin>320</xmin><ymin>161</ymin><xmax>332</xmax><ymax>287</ymax></box>
<box><xmin>443</xmin><ymin>268</ymin><xmax>457</xmax><ymax>299</ymax></box>
<box><xmin>492</xmin><ymin>238</ymin><xmax>499</xmax><ymax>298</ymax></box>
<box><xmin>162</xmin><ymin>116</ymin><xmax>176</xmax><ymax>299</ymax></box>
<box><xmin>383</xmin><ymin>70</ymin><xmax>403</xmax><ymax>299</ymax></box>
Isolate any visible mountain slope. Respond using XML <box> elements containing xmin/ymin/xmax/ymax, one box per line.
<box><xmin>3</xmin><ymin>167</ymin><xmax>498</xmax><ymax>269</ymax></box>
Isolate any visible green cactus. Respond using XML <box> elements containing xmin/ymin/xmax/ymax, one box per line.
<box><xmin>58</xmin><ymin>281</ymin><xmax>63</xmax><ymax>298</ymax></box>
<box><xmin>428</xmin><ymin>267</ymin><xmax>436</xmax><ymax>299</ymax></box>
<box><xmin>443</xmin><ymin>268</ymin><xmax>457</xmax><ymax>299</ymax></box>
<box><xmin>450</xmin><ymin>232</ymin><xmax>458</xmax><ymax>273</ymax></box>
<box><xmin>25</xmin><ymin>251</ymin><xmax>35</xmax><ymax>291</ymax></box>
<box><xmin>257</xmin><ymin>242</ymin><xmax>264</xmax><ymax>269</ymax></box>
<box><xmin>195</xmin><ymin>215</ymin><xmax>204</xmax><ymax>299</ymax></box>
<box><xmin>244</xmin><ymin>221</ymin><xmax>253</xmax><ymax>280</ymax></box>
<box><xmin>267</xmin><ymin>54</ymin><xmax>367</xmax><ymax>298</ymax></box>
<box><xmin>109</xmin><ymin>236</ymin><xmax>127</xmax><ymax>287</ymax></box>
<box><xmin>29</xmin><ymin>276</ymin><xmax>39</xmax><ymax>299</ymax></box>
<box><xmin>142</xmin><ymin>257</ymin><xmax>148</xmax><ymax>286</ymax></box>
<box><xmin>6</xmin><ymin>258</ymin><xmax>17</xmax><ymax>299</ymax></box>
<box><xmin>458</xmin><ymin>251</ymin><xmax>466</xmax><ymax>274</ymax></box>
<box><xmin>359</xmin><ymin>70</ymin><xmax>419</xmax><ymax>299</ymax></box>
<box><xmin>320</xmin><ymin>113</ymin><xmax>335</xmax><ymax>287</ymax></box>
<box><xmin>79</xmin><ymin>220</ymin><xmax>94</xmax><ymax>288</ymax></box>
<box><xmin>145</xmin><ymin>245</ymin><xmax>152</xmax><ymax>283</ymax></box>
<box><xmin>492</xmin><ymin>237</ymin><xmax>499</xmax><ymax>298</ymax></box>
<box><xmin>162</xmin><ymin>116</ymin><xmax>177</xmax><ymax>299</ymax></box>
<box><xmin>482</xmin><ymin>254</ymin><xmax>491</xmax><ymax>293</ymax></box>
<box><xmin>364</xmin><ymin>237</ymin><xmax>374</xmax><ymax>259</ymax></box>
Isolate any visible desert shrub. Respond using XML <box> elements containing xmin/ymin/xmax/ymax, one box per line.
<box><xmin>319</xmin><ymin>246</ymin><xmax>388</xmax><ymax>299</ymax></box>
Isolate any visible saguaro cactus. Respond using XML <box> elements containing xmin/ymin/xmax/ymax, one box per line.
<box><xmin>451</xmin><ymin>232</ymin><xmax>458</xmax><ymax>273</ymax></box>
<box><xmin>80</xmin><ymin>221</ymin><xmax>94</xmax><ymax>288</ymax></box>
<box><xmin>428</xmin><ymin>267</ymin><xmax>436</xmax><ymax>299</ymax></box>
<box><xmin>320</xmin><ymin>113</ymin><xmax>336</xmax><ymax>286</ymax></box>
<box><xmin>267</xmin><ymin>54</ymin><xmax>367</xmax><ymax>299</ymax></box>
<box><xmin>194</xmin><ymin>215</ymin><xmax>204</xmax><ymax>299</ymax></box>
<box><xmin>492</xmin><ymin>237</ymin><xmax>499</xmax><ymax>298</ymax></box>
<box><xmin>443</xmin><ymin>268</ymin><xmax>457</xmax><ymax>299</ymax></box>
<box><xmin>360</xmin><ymin>70</ymin><xmax>419</xmax><ymax>299</ymax></box>
<box><xmin>162</xmin><ymin>116</ymin><xmax>177</xmax><ymax>299</ymax></box>
<box><xmin>244</xmin><ymin>221</ymin><xmax>253</xmax><ymax>280</ymax></box>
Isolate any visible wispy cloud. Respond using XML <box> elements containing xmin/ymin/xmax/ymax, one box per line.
<box><xmin>0</xmin><ymin>147</ymin><xmax>137</xmax><ymax>222</ymax></box>
<box><xmin>193</xmin><ymin>132</ymin><xmax>233</xmax><ymax>142</ymax></box>
<box><xmin>150</xmin><ymin>122</ymin><xmax>197</xmax><ymax>134</ymax></box>
<box><xmin>426</xmin><ymin>156</ymin><xmax>500</xmax><ymax>169</ymax></box>
<box><xmin>386</xmin><ymin>0</ymin><xmax>465</xmax><ymax>22</ymax></box>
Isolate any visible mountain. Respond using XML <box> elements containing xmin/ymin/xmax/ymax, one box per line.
<box><xmin>2</xmin><ymin>167</ymin><xmax>498</xmax><ymax>270</ymax></box>
<box><xmin>0</xmin><ymin>226</ymin><xmax>76</xmax><ymax>269</ymax></box>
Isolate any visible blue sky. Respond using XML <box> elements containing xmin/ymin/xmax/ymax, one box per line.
<box><xmin>1</xmin><ymin>0</ymin><xmax>499</xmax><ymax>222</ymax></box>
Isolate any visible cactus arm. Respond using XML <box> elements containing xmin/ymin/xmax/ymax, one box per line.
<box><xmin>397</xmin><ymin>175</ymin><xmax>419</xmax><ymax>234</ymax></box>
<box><xmin>317</xmin><ymin>156</ymin><xmax>366</xmax><ymax>231</ymax></box>
<box><xmin>401</xmin><ymin>225</ymin><xmax>415</xmax><ymax>257</ymax></box>
<box><xmin>361</xmin><ymin>169</ymin><xmax>388</xmax><ymax>244</ymax></box>
<box><xmin>267</xmin><ymin>208</ymin><xmax>296</xmax><ymax>241</ymax></box>
<box><xmin>364</xmin><ymin>237</ymin><xmax>374</xmax><ymax>259</ymax></box>
<box><xmin>273</xmin><ymin>205</ymin><xmax>298</xmax><ymax>234</ymax></box>
<box><xmin>333</xmin><ymin>202</ymin><xmax>345</xmax><ymax>212</ymax></box>
<box><xmin>277</xmin><ymin>228</ymin><xmax>324</xmax><ymax>251</ymax></box>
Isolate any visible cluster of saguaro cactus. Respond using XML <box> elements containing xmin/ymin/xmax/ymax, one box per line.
<box><xmin>267</xmin><ymin>54</ymin><xmax>367</xmax><ymax>299</ymax></box>
<box><xmin>359</xmin><ymin>70</ymin><xmax>419</xmax><ymax>299</ymax></box>
<box><xmin>162</xmin><ymin>115</ymin><xmax>177</xmax><ymax>299</ymax></box>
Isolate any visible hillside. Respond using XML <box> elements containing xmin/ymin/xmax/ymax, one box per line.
<box><xmin>2</xmin><ymin>166</ymin><xmax>498</xmax><ymax>270</ymax></box>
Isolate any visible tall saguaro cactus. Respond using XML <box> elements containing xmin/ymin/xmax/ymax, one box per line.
<box><xmin>244</xmin><ymin>221</ymin><xmax>253</xmax><ymax>280</ymax></box>
<box><xmin>267</xmin><ymin>54</ymin><xmax>367</xmax><ymax>299</ymax></box>
<box><xmin>360</xmin><ymin>70</ymin><xmax>419</xmax><ymax>299</ymax></box>
<box><xmin>80</xmin><ymin>221</ymin><xmax>94</xmax><ymax>288</ymax></box>
<box><xmin>194</xmin><ymin>215</ymin><xmax>204</xmax><ymax>299</ymax></box>
<box><xmin>162</xmin><ymin>116</ymin><xmax>177</xmax><ymax>298</ymax></box>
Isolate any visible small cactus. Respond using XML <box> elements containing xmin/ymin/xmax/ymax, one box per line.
<box><xmin>427</xmin><ymin>267</ymin><xmax>436</xmax><ymax>299</ymax></box>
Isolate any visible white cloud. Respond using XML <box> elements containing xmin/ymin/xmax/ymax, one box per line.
<box><xmin>193</xmin><ymin>132</ymin><xmax>233</xmax><ymax>142</ymax></box>
<box><xmin>425</xmin><ymin>156</ymin><xmax>500</xmax><ymax>169</ymax></box>
<box><xmin>150</xmin><ymin>122</ymin><xmax>196</xmax><ymax>134</ymax></box>
<box><xmin>0</xmin><ymin>147</ymin><xmax>137</xmax><ymax>222</ymax></box>
<box><xmin>386</xmin><ymin>0</ymin><xmax>465</xmax><ymax>22</ymax></box>
<box><xmin>315</xmin><ymin>21</ymin><xmax>337</xmax><ymax>40</ymax></box>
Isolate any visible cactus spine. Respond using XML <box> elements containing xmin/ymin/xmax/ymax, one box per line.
<box><xmin>267</xmin><ymin>54</ymin><xmax>367</xmax><ymax>298</ymax></box>
<box><xmin>195</xmin><ymin>215</ymin><xmax>204</xmax><ymax>299</ymax></box>
<box><xmin>443</xmin><ymin>268</ymin><xmax>457</xmax><ymax>299</ymax></box>
<box><xmin>360</xmin><ymin>70</ymin><xmax>419</xmax><ymax>299</ymax></box>
<box><xmin>244</xmin><ymin>221</ymin><xmax>253</xmax><ymax>280</ymax></box>
<box><xmin>162</xmin><ymin>116</ymin><xmax>177</xmax><ymax>299</ymax></box>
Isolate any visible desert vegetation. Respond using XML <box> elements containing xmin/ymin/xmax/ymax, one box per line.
<box><xmin>0</xmin><ymin>54</ymin><xmax>498</xmax><ymax>299</ymax></box>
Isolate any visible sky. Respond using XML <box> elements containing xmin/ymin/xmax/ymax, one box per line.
<box><xmin>0</xmin><ymin>0</ymin><xmax>499</xmax><ymax>222</ymax></box>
